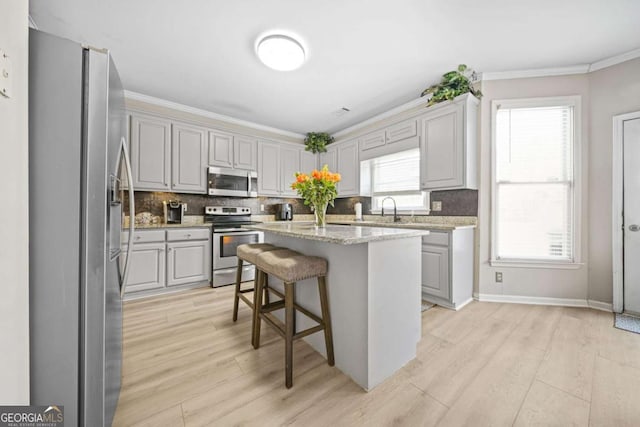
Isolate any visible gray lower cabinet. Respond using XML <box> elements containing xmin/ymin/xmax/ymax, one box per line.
<box><xmin>421</xmin><ymin>228</ymin><xmax>474</xmax><ymax>310</ymax></box>
<box><xmin>421</xmin><ymin>244</ymin><xmax>450</xmax><ymax>301</ymax></box>
<box><xmin>166</xmin><ymin>236</ymin><xmax>211</xmax><ymax>287</ymax></box>
<box><xmin>122</xmin><ymin>242</ymin><xmax>166</xmax><ymax>293</ymax></box>
<box><xmin>122</xmin><ymin>227</ymin><xmax>211</xmax><ymax>298</ymax></box>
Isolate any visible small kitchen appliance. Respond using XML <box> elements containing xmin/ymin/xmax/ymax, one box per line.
<box><xmin>208</xmin><ymin>166</ymin><xmax>257</xmax><ymax>197</ymax></box>
<box><xmin>164</xmin><ymin>200</ymin><xmax>185</xmax><ymax>224</ymax></box>
<box><xmin>277</xmin><ymin>203</ymin><xmax>293</xmax><ymax>221</ymax></box>
<box><xmin>205</xmin><ymin>206</ymin><xmax>263</xmax><ymax>287</ymax></box>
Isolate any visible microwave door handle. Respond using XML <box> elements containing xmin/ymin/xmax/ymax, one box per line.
<box><xmin>247</xmin><ymin>171</ymin><xmax>252</xmax><ymax>196</ymax></box>
<box><xmin>119</xmin><ymin>136</ymin><xmax>136</xmax><ymax>298</ymax></box>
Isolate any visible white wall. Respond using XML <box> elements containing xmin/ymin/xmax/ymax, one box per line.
<box><xmin>0</xmin><ymin>0</ymin><xmax>30</xmax><ymax>404</ymax></box>
<box><xmin>588</xmin><ymin>58</ymin><xmax>640</xmax><ymax>304</ymax></box>
<box><xmin>477</xmin><ymin>59</ymin><xmax>640</xmax><ymax>305</ymax></box>
<box><xmin>477</xmin><ymin>74</ymin><xmax>591</xmax><ymax>301</ymax></box>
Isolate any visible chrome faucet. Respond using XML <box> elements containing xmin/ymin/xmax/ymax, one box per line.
<box><xmin>381</xmin><ymin>196</ymin><xmax>401</xmax><ymax>222</ymax></box>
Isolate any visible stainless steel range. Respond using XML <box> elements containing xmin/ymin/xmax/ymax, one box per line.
<box><xmin>205</xmin><ymin>206</ymin><xmax>263</xmax><ymax>287</ymax></box>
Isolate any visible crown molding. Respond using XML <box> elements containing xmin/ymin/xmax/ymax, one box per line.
<box><xmin>589</xmin><ymin>47</ymin><xmax>640</xmax><ymax>72</ymax></box>
<box><xmin>333</xmin><ymin>96</ymin><xmax>430</xmax><ymax>139</ymax></box>
<box><xmin>123</xmin><ymin>90</ymin><xmax>305</xmax><ymax>140</ymax></box>
<box><xmin>480</xmin><ymin>46</ymin><xmax>640</xmax><ymax>81</ymax></box>
<box><xmin>479</xmin><ymin>65</ymin><xmax>590</xmax><ymax>81</ymax></box>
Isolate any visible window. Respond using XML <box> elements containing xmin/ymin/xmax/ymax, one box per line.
<box><xmin>491</xmin><ymin>97</ymin><xmax>581</xmax><ymax>266</ymax></box>
<box><xmin>364</xmin><ymin>148</ymin><xmax>430</xmax><ymax>212</ymax></box>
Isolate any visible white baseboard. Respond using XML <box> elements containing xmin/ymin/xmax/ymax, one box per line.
<box><xmin>587</xmin><ymin>300</ymin><xmax>613</xmax><ymax>312</ymax></box>
<box><xmin>455</xmin><ymin>297</ymin><xmax>474</xmax><ymax>311</ymax></box>
<box><xmin>473</xmin><ymin>293</ymin><xmax>613</xmax><ymax>312</ymax></box>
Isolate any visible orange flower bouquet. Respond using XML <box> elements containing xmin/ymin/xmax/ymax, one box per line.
<box><xmin>291</xmin><ymin>165</ymin><xmax>341</xmax><ymax>227</ymax></box>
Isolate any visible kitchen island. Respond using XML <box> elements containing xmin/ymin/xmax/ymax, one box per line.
<box><xmin>244</xmin><ymin>222</ymin><xmax>429</xmax><ymax>391</ymax></box>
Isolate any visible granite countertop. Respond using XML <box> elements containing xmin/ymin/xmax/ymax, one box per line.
<box><xmin>327</xmin><ymin>220</ymin><xmax>476</xmax><ymax>231</ymax></box>
<box><xmin>243</xmin><ymin>222</ymin><xmax>429</xmax><ymax>245</ymax></box>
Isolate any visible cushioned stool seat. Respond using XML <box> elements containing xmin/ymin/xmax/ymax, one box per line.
<box><xmin>233</xmin><ymin>243</ymin><xmax>283</xmax><ymax>347</ymax></box>
<box><xmin>237</xmin><ymin>243</ymin><xmax>280</xmax><ymax>265</ymax></box>
<box><xmin>253</xmin><ymin>248</ymin><xmax>334</xmax><ymax>388</ymax></box>
<box><xmin>255</xmin><ymin>249</ymin><xmax>327</xmax><ymax>283</ymax></box>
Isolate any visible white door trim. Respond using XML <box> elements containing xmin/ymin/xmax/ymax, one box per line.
<box><xmin>612</xmin><ymin>111</ymin><xmax>640</xmax><ymax>313</ymax></box>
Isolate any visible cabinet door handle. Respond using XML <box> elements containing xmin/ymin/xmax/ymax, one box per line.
<box><xmin>186</xmin><ymin>233</ymin><xmax>192</xmax><ymax>238</ymax></box>
<box><xmin>168</xmin><ymin>247</ymin><xmax>172</xmax><ymax>252</ymax></box>
<box><xmin>135</xmin><ymin>236</ymin><xmax>141</xmax><ymax>240</ymax></box>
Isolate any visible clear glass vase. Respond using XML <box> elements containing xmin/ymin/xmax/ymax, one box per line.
<box><xmin>313</xmin><ymin>201</ymin><xmax>328</xmax><ymax>228</ymax></box>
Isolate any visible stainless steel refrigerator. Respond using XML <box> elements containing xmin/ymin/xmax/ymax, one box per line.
<box><xmin>29</xmin><ymin>29</ymin><xmax>136</xmax><ymax>427</ymax></box>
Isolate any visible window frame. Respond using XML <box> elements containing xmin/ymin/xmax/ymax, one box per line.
<box><xmin>490</xmin><ymin>96</ymin><xmax>582</xmax><ymax>269</ymax></box>
<box><xmin>365</xmin><ymin>148</ymin><xmax>431</xmax><ymax>214</ymax></box>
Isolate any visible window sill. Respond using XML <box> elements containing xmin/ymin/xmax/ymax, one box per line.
<box><xmin>489</xmin><ymin>260</ymin><xmax>584</xmax><ymax>270</ymax></box>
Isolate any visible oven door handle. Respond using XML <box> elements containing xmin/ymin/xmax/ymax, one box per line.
<box><xmin>213</xmin><ymin>230</ymin><xmax>262</xmax><ymax>236</ymax></box>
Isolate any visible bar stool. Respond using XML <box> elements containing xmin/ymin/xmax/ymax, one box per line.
<box><xmin>253</xmin><ymin>248</ymin><xmax>335</xmax><ymax>388</ymax></box>
<box><xmin>233</xmin><ymin>243</ymin><xmax>284</xmax><ymax>346</ymax></box>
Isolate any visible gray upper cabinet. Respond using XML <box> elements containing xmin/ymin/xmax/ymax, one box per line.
<box><xmin>420</xmin><ymin>94</ymin><xmax>478</xmax><ymax>190</ymax></box>
<box><xmin>233</xmin><ymin>136</ymin><xmax>258</xmax><ymax>171</ymax></box>
<box><xmin>130</xmin><ymin>114</ymin><xmax>171</xmax><ymax>191</ymax></box>
<box><xmin>386</xmin><ymin>119</ymin><xmax>417</xmax><ymax>144</ymax></box>
<box><xmin>319</xmin><ymin>145</ymin><xmax>337</xmax><ymax>171</ymax></box>
<box><xmin>336</xmin><ymin>140</ymin><xmax>359</xmax><ymax>196</ymax></box>
<box><xmin>258</xmin><ymin>142</ymin><xmax>316</xmax><ymax>198</ymax></box>
<box><xmin>280</xmin><ymin>144</ymin><xmax>301</xmax><ymax>197</ymax></box>
<box><xmin>359</xmin><ymin>130</ymin><xmax>386</xmax><ymax>151</ymax></box>
<box><xmin>172</xmin><ymin>123</ymin><xmax>207</xmax><ymax>193</ymax></box>
<box><xmin>300</xmin><ymin>149</ymin><xmax>317</xmax><ymax>174</ymax></box>
<box><xmin>257</xmin><ymin>141</ymin><xmax>281</xmax><ymax>196</ymax></box>
<box><xmin>208</xmin><ymin>130</ymin><xmax>234</xmax><ymax>168</ymax></box>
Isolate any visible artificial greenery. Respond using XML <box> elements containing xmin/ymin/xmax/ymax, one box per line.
<box><xmin>421</xmin><ymin>64</ymin><xmax>482</xmax><ymax>106</ymax></box>
<box><xmin>304</xmin><ymin>132</ymin><xmax>335</xmax><ymax>154</ymax></box>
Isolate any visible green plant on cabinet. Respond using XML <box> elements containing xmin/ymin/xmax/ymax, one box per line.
<box><xmin>421</xmin><ymin>64</ymin><xmax>482</xmax><ymax>106</ymax></box>
<box><xmin>304</xmin><ymin>132</ymin><xmax>335</xmax><ymax>154</ymax></box>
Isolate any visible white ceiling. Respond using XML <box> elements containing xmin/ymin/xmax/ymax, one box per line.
<box><xmin>30</xmin><ymin>0</ymin><xmax>640</xmax><ymax>135</ymax></box>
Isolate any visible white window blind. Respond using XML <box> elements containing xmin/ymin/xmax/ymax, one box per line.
<box><xmin>368</xmin><ymin>148</ymin><xmax>428</xmax><ymax>211</ymax></box>
<box><xmin>494</xmin><ymin>103</ymin><xmax>576</xmax><ymax>262</ymax></box>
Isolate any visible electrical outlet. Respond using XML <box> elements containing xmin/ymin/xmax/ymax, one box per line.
<box><xmin>432</xmin><ymin>201</ymin><xmax>442</xmax><ymax>212</ymax></box>
<box><xmin>182</xmin><ymin>204</ymin><xmax>187</xmax><ymax>212</ymax></box>
<box><xmin>260</xmin><ymin>204</ymin><xmax>265</xmax><ymax>212</ymax></box>
<box><xmin>495</xmin><ymin>272</ymin><xmax>503</xmax><ymax>283</ymax></box>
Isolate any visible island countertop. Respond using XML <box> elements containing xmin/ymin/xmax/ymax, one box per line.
<box><xmin>243</xmin><ymin>222</ymin><xmax>429</xmax><ymax>245</ymax></box>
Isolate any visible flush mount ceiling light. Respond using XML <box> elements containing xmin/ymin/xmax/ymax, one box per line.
<box><xmin>256</xmin><ymin>34</ymin><xmax>306</xmax><ymax>71</ymax></box>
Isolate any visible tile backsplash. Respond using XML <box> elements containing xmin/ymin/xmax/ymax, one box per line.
<box><xmin>124</xmin><ymin>189</ymin><xmax>477</xmax><ymax>218</ymax></box>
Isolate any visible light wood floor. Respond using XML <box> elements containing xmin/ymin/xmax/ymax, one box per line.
<box><xmin>113</xmin><ymin>286</ymin><xmax>640</xmax><ymax>427</ymax></box>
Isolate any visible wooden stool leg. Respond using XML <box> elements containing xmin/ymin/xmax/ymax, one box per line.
<box><xmin>248</xmin><ymin>268</ymin><xmax>261</xmax><ymax>347</ymax></box>
<box><xmin>232</xmin><ymin>258</ymin><xmax>243</xmax><ymax>322</ymax></box>
<box><xmin>318</xmin><ymin>276</ymin><xmax>335</xmax><ymax>366</ymax></box>
<box><xmin>285</xmin><ymin>281</ymin><xmax>295</xmax><ymax>388</ymax></box>
<box><xmin>264</xmin><ymin>273</ymin><xmax>270</xmax><ymax>305</ymax></box>
<box><xmin>253</xmin><ymin>270</ymin><xmax>265</xmax><ymax>349</ymax></box>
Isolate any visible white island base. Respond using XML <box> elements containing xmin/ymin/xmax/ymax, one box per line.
<box><xmin>250</xmin><ymin>224</ymin><xmax>425</xmax><ymax>391</ymax></box>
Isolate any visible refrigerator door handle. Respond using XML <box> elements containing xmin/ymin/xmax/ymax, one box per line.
<box><xmin>119</xmin><ymin>136</ymin><xmax>135</xmax><ymax>297</ymax></box>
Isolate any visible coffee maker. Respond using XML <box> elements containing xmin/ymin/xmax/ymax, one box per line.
<box><xmin>163</xmin><ymin>200</ymin><xmax>185</xmax><ymax>224</ymax></box>
<box><xmin>277</xmin><ymin>203</ymin><xmax>293</xmax><ymax>221</ymax></box>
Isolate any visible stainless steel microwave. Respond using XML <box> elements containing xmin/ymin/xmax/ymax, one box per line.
<box><xmin>208</xmin><ymin>166</ymin><xmax>258</xmax><ymax>197</ymax></box>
